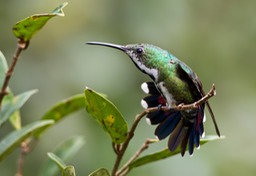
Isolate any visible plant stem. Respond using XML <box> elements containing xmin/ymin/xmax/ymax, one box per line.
<box><xmin>15</xmin><ymin>140</ymin><xmax>30</xmax><ymax>176</ymax></box>
<box><xmin>111</xmin><ymin>112</ymin><xmax>146</xmax><ymax>176</ymax></box>
<box><xmin>0</xmin><ymin>39</ymin><xmax>28</xmax><ymax>108</ymax></box>
<box><xmin>117</xmin><ymin>138</ymin><xmax>155</xmax><ymax>176</ymax></box>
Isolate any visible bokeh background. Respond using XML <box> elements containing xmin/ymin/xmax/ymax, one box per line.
<box><xmin>1</xmin><ymin>0</ymin><xmax>256</xmax><ymax>175</ymax></box>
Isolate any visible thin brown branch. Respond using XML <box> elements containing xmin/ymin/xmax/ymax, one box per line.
<box><xmin>15</xmin><ymin>140</ymin><xmax>30</xmax><ymax>176</ymax></box>
<box><xmin>0</xmin><ymin>39</ymin><xmax>28</xmax><ymax>108</ymax></box>
<box><xmin>15</xmin><ymin>138</ymin><xmax>37</xmax><ymax>176</ymax></box>
<box><xmin>111</xmin><ymin>112</ymin><xmax>145</xmax><ymax>176</ymax></box>
<box><xmin>112</xmin><ymin>143</ymin><xmax>121</xmax><ymax>155</ymax></box>
<box><xmin>111</xmin><ymin>84</ymin><xmax>216</xmax><ymax>176</ymax></box>
<box><xmin>116</xmin><ymin>138</ymin><xmax>155</xmax><ymax>176</ymax></box>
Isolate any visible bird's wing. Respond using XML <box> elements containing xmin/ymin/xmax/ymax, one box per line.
<box><xmin>176</xmin><ymin>62</ymin><xmax>204</xmax><ymax>99</ymax></box>
<box><xmin>176</xmin><ymin>62</ymin><xmax>220</xmax><ymax>136</ymax></box>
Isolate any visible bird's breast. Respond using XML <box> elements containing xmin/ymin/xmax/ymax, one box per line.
<box><xmin>156</xmin><ymin>75</ymin><xmax>195</xmax><ymax>106</ymax></box>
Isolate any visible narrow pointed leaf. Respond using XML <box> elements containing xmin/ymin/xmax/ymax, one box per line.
<box><xmin>2</xmin><ymin>91</ymin><xmax>22</xmax><ymax>130</ymax></box>
<box><xmin>84</xmin><ymin>87</ymin><xmax>128</xmax><ymax>144</ymax></box>
<box><xmin>47</xmin><ymin>152</ymin><xmax>66</xmax><ymax>170</ymax></box>
<box><xmin>89</xmin><ymin>168</ymin><xmax>110</xmax><ymax>176</ymax></box>
<box><xmin>0</xmin><ymin>89</ymin><xmax>38</xmax><ymax>127</ymax></box>
<box><xmin>0</xmin><ymin>51</ymin><xmax>11</xmax><ymax>105</ymax></box>
<box><xmin>129</xmin><ymin>135</ymin><xmax>225</xmax><ymax>170</ymax></box>
<box><xmin>0</xmin><ymin>120</ymin><xmax>54</xmax><ymax>162</ymax></box>
<box><xmin>46</xmin><ymin>153</ymin><xmax>77</xmax><ymax>176</ymax></box>
<box><xmin>41</xmin><ymin>94</ymin><xmax>85</xmax><ymax>122</ymax></box>
<box><xmin>51</xmin><ymin>2</ymin><xmax>68</xmax><ymax>16</ymax></box>
<box><xmin>9</xmin><ymin>111</ymin><xmax>22</xmax><ymax>130</ymax></box>
<box><xmin>0</xmin><ymin>51</ymin><xmax>22</xmax><ymax>129</ymax></box>
<box><xmin>0</xmin><ymin>51</ymin><xmax>8</xmax><ymax>86</ymax></box>
<box><xmin>62</xmin><ymin>166</ymin><xmax>76</xmax><ymax>176</ymax></box>
<box><xmin>40</xmin><ymin>136</ymin><xmax>85</xmax><ymax>176</ymax></box>
<box><xmin>35</xmin><ymin>94</ymin><xmax>85</xmax><ymax>137</ymax></box>
<box><xmin>12</xmin><ymin>2</ymin><xmax>68</xmax><ymax>42</ymax></box>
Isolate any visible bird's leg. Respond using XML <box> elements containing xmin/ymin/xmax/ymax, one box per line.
<box><xmin>157</xmin><ymin>104</ymin><xmax>163</xmax><ymax>112</ymax></box>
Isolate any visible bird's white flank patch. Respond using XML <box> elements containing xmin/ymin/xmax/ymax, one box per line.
<box><xmin>202</xmin><ymin>132</ymin><xmax>205</xmax><ymax>138</ymax></box>
<box><xmin>158</xmin><ymin>81</ymin><xmax>175</xmax><ymax>107</ymax></box>
<box><xmin>203</xmin><ymin>114</ymin><xmax>206</xmax><ymax>123</ymax></box>
<box><xmin>141</xmin><ymin>82</ymin><xmax>149</xmax><ymax>94</ymax></box>
<box><xmin>145</xmin><ymin>118</ymin><xmax>152</xmax><ymax>125</ymax></box>
<box><xmin>141</xmin><ymin>99</ymin><xmax>148</xmax><ymax>109</ymax></box>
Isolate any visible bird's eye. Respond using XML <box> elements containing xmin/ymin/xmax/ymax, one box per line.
<box><xmin>136</xmin><ymin>47</ymin><xmax>143</xmax><ymax>54</ymax></box>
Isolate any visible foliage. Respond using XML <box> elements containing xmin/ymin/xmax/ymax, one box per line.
<box><xmin>12</xmin><ymin>2</ymin><xmax>68</xmax><ymax>43</ymax></box>
<box><xmin>40</xmin><ymin>136</ymin><xmax>85</xmax><ymax>176</ymax></box>
<box><xmin>84</xmin><ymin>87</ymin><xmax>128</xmax><ymax>144</ymax></box>
<box><xmin>0</xmin><ymin>2</ymin><xmax>223</xmax><ymax>176</ymax></box>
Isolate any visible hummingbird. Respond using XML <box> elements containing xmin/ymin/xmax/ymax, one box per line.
<box><xmin>86</xmin><ymin>41</ymin><xmax>220</xmax><ymax>156</ymax></box>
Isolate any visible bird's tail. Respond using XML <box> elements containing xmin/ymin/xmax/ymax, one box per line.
<box><xmin>167</xmin><ymin>106</ymin><xmax>205</xmax><ymax>156</ymax></box>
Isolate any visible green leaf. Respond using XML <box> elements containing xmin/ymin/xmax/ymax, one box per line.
<box><xmin>47</xmin><ymin>152</ymin><xmax>66</xmax><ymax>170</ymax></box>
<box><xmin>2</xmin><ymin>91</ymin><xmax>22</xmax><ymax>130</ymax></box>
<box><xmin>40</xmin><ymin>136</ymin><xmax>85</xmax><ymax>176</ymax></box>
<box><xmin>0</xmin><ymin>51</ymin><xmax>8</xmax><ymax>87</ymax></box>
<box><xmin>0</xmin><ymin>120</ymin><xmax>54</xmax><ymax>162</ymax></box>
<box><xmin>36</xmin><ymin>94</ymin><xmax>85</xmax><ymax>137</ymax></box>
<box><xmin>1</xmin><ymin>92</ymin><xmax>22</xmax><ymax>130</ymax></box>
<box><xmin>53</xmin><ymin>136</ymin><xmax>85</xmax><ymax>160</ymax></box>
<box><xmin>0</xmin><ymin>89</ymin><xmax>38</xmax><ymax>127</ymax></box>
<box><xmin>84</xmin><ymin>87</ymin><xmax>128</xmax><ymax>144</ymax></box>
<box><xmin>9</xmin><ymin>111</ymin><xmax>22</xmax><ymax>130</ymax></box>
<box><xmin>62</xmin><ymin>166</ymin><xmax>76</xmax><ymax>176</ymax></box>
<box><xmin>12</xmin><ymin>2</ymin><xmax>68</xmax><ymax>42</ymax></box>
<box><xmin>47</xmin><ymin>153</ymin><xmax>77</xmax><ymax>176</ymax></box>
<box><xmin>88</xmin><ymin>168</ymin><xmax>110</xmax><ymax>176</ymax></box>
<box><xmin>41</xmin><ymin>94</ymin><xmax>85</xmax><ymax>122</ymax></box>
<box><xmin>0</xmin><ymin>50</ymin><xmax>11</xmax><ymax>105</ymax></box>
<box><xmin>0</xmin><ymin>50</ymin><xmax>22</xmax><ymax>130</ymax></box>
<box><xmin>129</xmin><ymin>135</ymin><xmax>225</xmax><ymax>170</ymax></box>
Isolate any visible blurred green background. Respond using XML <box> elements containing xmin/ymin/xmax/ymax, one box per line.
<box><xmin>1</xmin><ymin>0</ymin><xmax>256</xmax><ymax>175</ymax></box>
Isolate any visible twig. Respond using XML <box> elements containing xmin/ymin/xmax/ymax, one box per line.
<box><xmin>15</xmin><ymin>140</ymin><xmax>30</xmax><ymax>176</ymax></box>
<box><xmin>112</xmin><ymin>143</ymin><xmax>121</xmax><ymax>155</ymax></box>
<box><xmin>116</xmin><ymin>138</ymin><xmax>155</xmax><ymax>176</ymax></box>
<box><xmin>15</xmin><ymin>138</ymin><xmax>37</xmax><ymax>176</ymax></box>
<box><xmin>111</xmin><ymin>112</ymin><xmax>145</xmax><ymax>176</ymax></box>
<box><xmin>0</xmin><ymin>39</ymin><xmax>28</xmax><ymax>108</ymax></box>
<box><xmin>111</xmin><ymin>84</ymin><xmax>216</xmax><ymax>176</ymax></box>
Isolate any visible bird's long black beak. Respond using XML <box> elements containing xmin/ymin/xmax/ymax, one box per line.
<box><xmin>86</xmin><ymin>41</ymin><xmax>126</xmax><ymax>51</ymax></box>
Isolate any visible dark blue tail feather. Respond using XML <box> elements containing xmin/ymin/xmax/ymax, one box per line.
<box><xmin>155</xmin><ymin>111</ymin><xmax>181</xmax><ymax>140</ymax></box>
<box><xmin>189</xmin><ymin>125</ymin><xmax>195</xmax><ymax>155</ymax></box>
<box><xmin>168</xmin><ymin>119</ymin><xmax>188</xmax><ymax>151</ymax></box>
<box><xmin>147</xmin><ymin>110</ymin><xmax>171</xmax><ymax>125</ymax></box>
